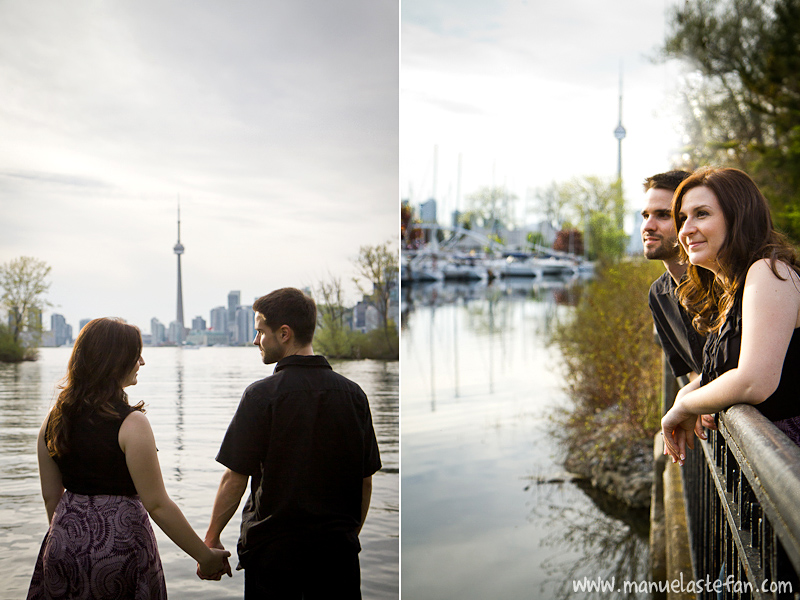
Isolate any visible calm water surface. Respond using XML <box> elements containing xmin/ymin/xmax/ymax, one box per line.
<box><xmin>401</xmin><ymin>279</ymin><xmax>649</xmax><ymax>600</ymax></box>
<box><xmin>0</xmin><ymin>347</ymin><xmax>398</xmax><ymax>599</ymax></box>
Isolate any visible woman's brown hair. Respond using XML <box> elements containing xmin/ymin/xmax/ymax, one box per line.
<box><xmin>46</xmin><ymin>317</ymin><xmax>145</xmax><ymax>457</ymax></box>
<box><xmin>672</xmin><ymin>167</ymin><xmax>800</xmax><ymax>334</ymax></box>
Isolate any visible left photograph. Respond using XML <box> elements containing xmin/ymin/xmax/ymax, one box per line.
<box><xmin>0</xmin><ymin>1</ymin><xmax>399</xmax><ymax>599</ymax></box>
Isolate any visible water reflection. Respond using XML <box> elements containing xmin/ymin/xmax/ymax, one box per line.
<box><xmin>533</xmin><ymin>481</ymin><xmax>650</xmax><ymax>599</ymax></box>
<box><xmin>401</xmin><ymin>276</ymin><xmax>650</xmax><ymax>599</ymax></box>
<box><xmin>173</xmin><ymin>352</ymin><xmax>185</xmax><ymax>480</ymax></box>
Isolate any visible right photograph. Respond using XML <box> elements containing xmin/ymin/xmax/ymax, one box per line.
<box><xmin>400</xmin><ymin>0</ymin><xmax>800</xmax><ymax>599</ymax></box>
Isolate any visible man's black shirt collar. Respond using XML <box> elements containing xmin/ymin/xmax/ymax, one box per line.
<box><xmin>274</xmin><ymin>354</ymin><xmax>332</xmax><ymax>372</ymax></box>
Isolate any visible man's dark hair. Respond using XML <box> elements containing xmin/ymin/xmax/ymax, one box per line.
<box><xmin>253</xmin><ymin>288</ymin><xmax>317</xmax><ymax>345</ymax></box>
<box><xmin>643</xmin><ymin>170</ymin><xmax>692</xmax><ymax>193</ymax></box>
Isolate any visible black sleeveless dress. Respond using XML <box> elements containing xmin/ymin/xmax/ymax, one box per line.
<box><xmin>702</xmin><ymin>290</ymin><xmax>800</xmax><ymax>446</ymax></box>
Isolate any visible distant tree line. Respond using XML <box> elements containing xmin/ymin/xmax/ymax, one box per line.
<box><xmin>0</xmin><ymin>256</ymin><xmax>51</xmax><ymax>362</ymax></box>
<box><xmin>313</xmin><ymin>241</ymin><xmax>398</xmax><ymax>361</ymax></box>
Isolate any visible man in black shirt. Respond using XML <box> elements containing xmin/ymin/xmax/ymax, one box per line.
<box><xmin>200</xmin><ymin>287</ymin><xmax>381</xmax><ymax>598</ymax></box>
<box><xmin>641</xmin><ymin>170</ymin><xmax>705</xmax><ymax>382</ymax></box>
<box><xmin>642</xmin><ymin>170</ymin><xmax>716</xmax><ymax>434</ymax></box>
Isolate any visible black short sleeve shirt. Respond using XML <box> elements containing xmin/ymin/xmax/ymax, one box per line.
<box><xmin>648</xmin><ymin>272</ymin><xmax>705</xmax><ymax>378</ymax></box>
<box><xmin>216</xmin><ymin>354</ymin><xmax>381</xmax><ymax>562</ymax></box>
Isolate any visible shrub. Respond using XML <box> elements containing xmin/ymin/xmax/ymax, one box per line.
<box><xmin>551</xmin><ymin>259</ymin><xmax>664</xmax><ymax>440</ymax></box>
<box><xmin>314</xmin><ymin>325</ymin><xmax>354</xmax><ymax>359</ymax></box>
<box><xmin>315</xmin><ymin>324</ymin><xmax>398</xmax><ymax>360</ymax></box>
<box><xmin>350</xmin><ymin>326</ymin><xmax>399</xmax><ymax>361</ymax></box>
<box><xmin>0</xmin><ymin>325</ymin><xmax>26</xmax><ymax>362</ymax></box>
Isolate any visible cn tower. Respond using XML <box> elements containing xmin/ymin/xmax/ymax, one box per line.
<box><xmin>174</xmin><ymin>203</ymin><xmax>185</xmax><ymax>343</ymax></box>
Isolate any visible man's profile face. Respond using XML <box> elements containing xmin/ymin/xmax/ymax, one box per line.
<box><xmin>641</xmin><ymin>187</ymin><xmax>679</xmax><ymax>261</ymax></box>
<box><xmin>253</xmin><ymin>312</ymin><xmax>283</xmax><ymax>364</ymax></box>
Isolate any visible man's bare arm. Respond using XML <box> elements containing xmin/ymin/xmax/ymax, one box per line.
<box><xmin>204</xmin><ymin>468</ymin><xmax>249</xmax><ymax>548</ymax></box>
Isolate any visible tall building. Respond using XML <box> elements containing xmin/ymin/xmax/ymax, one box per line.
<box><xmin>79</xmin><ymin>319</ymin><xmax>91</xmax><ymax>332</ymax></box>
<box><xmin>50</xmin><ymin>313</ymin><xmax>71</xmax><ymax>346</ymax></box>
<box><xmin>192</xmin><ymin>316</ymin><xmax>207</xmax><ymax>332</ymax></box>
<box><xmin>167</xmin><ymin>321</ymin><xmax>184</xmax><ymax>345</ymax></box>
<box><xmin>210</xmin><ymin>306</ymin><xmax>228</xmax><ymax>338</ymax></box>
<box><xmin>227</xmin><ymin>291</ymin><xmax>240</xmax><ymax>326</ymax></box>
<box><xmin>227</xmin><ymin>291</ymin><xmax>241</xmax><ymax>341</ymax></box>
<box><xmin>234</xmin><ymin>305</ymin><xmax>255</xmax><ymax>345</ymax></box>
<box><xmin>151</xmin><ymin>318</ymin><xmax>166</xmax><ymax>346</ymax></box>
<box><xmin>420</xmin><ymin>198</ymin><xmax>437</xmax><ymax>223</ymax></box>
<box><xmin>174</xmin><ymin>204</ymin><xmax>186</xmax><ymax>344</ymax></box>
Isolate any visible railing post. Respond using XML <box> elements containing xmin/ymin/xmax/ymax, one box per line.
<box><xmin>653</xmin><ymin>352</ymin><xmax>696</xmax><ymax>599</ymax></box>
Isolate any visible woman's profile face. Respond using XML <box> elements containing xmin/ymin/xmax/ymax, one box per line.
<box><xmin>121</xmin><ymin>355</ymin><xmax>145</xmax><ymax>388</ymax></box>
<box><xmin>678</xmin><ymin>185</ymin><xmax>727</xmax><ymax>274</ymax></box>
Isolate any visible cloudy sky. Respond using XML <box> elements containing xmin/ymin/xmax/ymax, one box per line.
<box><xmin>401</xmin><ymin>0</ymin><xmax>686</xmax><ymax>229</ymax></box>
<box><xmin>0</xmin><ymin>0</ymin><xmax>398</xmax><ymax>334</ymax></box>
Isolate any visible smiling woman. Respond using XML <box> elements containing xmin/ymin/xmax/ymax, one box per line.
<box><xmin>661</xmin><ymin>167</ymin><xmax>800</xmax><ymax>463</ymax></box>
<box><xmin>677</xmin><ymin>186</ymin><xmax>728</xmax><ymax>273</ymax></box>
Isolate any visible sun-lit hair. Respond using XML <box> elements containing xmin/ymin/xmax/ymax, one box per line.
<box><xmin>46</xmin><ymin>317</ymin><xmax>144</xmax><ymax>457</ymax></box>
<box><xmin>671</xmin><ymin>167</ymin><xmax>800</xmax><ymax>334</ymax></box>
<box><xmin>643</xmin><ymin>170</ymin><xmax>691</xmax><ymax>193</ymax></box>
<box><xmin>252</xmin><ymin>288</ymin><xmax>317</xmax><ymax>346</ymax></box>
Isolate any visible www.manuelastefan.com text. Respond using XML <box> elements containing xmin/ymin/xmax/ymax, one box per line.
<box><xmin>572</xmin><ymin>574</ymin><xmax>793</xmax><ymax>595</ymax></box>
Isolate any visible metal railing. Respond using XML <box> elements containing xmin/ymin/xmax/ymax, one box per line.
<box><xmin>682</xmin><ymin>403</ymin><xmax>800</xmax><ymax>599</ymax></box>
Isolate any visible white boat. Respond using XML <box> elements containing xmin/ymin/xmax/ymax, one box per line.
<box><xmin>403</xmin><ymin>252</ymin><xmax>444</xmax><ymax>282</ymax></box>
<box><xmin>442</xmin><ymin>255</ymin><xmax>487</xmax><ymax>281</ymax></box>
<box><xmin>498</xmin><ymin>255</ymin><xmax>538</xmax><ymax>277</ymax></box>
<box><xmin>529</xmin><ymin>256</ymin><xmax>576</xmax><ymax>277</ymax></box>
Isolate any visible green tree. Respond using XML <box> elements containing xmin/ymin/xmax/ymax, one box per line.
<box><xmin>459</xmin><ymin>185</ymin><xmax>518</xmax><ymax>232</ymax></box>
<box><xmin>531</xmin><ymin>181</ymin><xmax>573</xmax><ymax>229</ymax></box>
<box><xmin>526</xmin><ymin>231</ymin><xmax>546</xmax><ymax>250</ymax></box>
<box><xmin>535</xmin><ymin>176</ymin><xmax>626</xmax><ymax>262</ymax></box>
<box><xmin>353</xmin><ymin>241</ymin><xmax>398</xmax><ymax>358</ymax></box>
<box><xmin>313</xmin><ymin>274</ymin><xmax>353</xmax><ymax>359</ymax></box>
<box><xmin>663</xmin><ymin>0</ymin><xmax>800</xmax><ymax>240</ymax></box>
<box><xmin>0</xmin><ymin>256</ymin><xmax>51</xmax><ymax>361</ymax></box>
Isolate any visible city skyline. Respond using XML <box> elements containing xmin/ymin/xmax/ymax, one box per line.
<box><xmin>0</xmin><ymin>1</ymin><xmax>399</xmax><ymax>333</ymax></box>
<box><xmin>43</xmin><ymin>279</ymin><xmax>392</xmax><ymax>348</ymax></box>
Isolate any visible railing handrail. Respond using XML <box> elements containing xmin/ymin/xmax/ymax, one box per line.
<box><xmin>720</xmin><ymin>403</ymin><xmax>800</xmax><ymax>574</ymax></box>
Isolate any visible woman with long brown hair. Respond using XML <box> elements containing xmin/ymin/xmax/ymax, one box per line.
<box><xmin>27</xmin><ymin>318</ymin><xmax>230</xmax><ymax>598</ymax></box>
<box><xmin>661</xmin><ymin>167</ymin><xmax>800</xmax><ymax>464</ymax></box>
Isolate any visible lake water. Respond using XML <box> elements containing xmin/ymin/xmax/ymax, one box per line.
<box><xmin>400</xmin><ymin>278</ymin><xmax>650</xmax><ymax>600</ymax></box>
<box><xmin>0</xmin><ymin>347</ymin><xmax>398</xmax><ymax>600</ymax></box>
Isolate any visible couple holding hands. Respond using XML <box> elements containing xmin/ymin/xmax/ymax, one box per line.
<box><xmin>27</xmin><ymin>287</ymin><xmax>380</xmax><ymax>599</ymax></box>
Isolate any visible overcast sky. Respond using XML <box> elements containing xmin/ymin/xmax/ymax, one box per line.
<box><xmin>401</xmin><ymin>0</ymin><xmax>686</xmax><ymax>229</ymax></box>
<box><xmin>0</xmin><ymin>0</ymin><xmax>398</xmax><ymax>334</ymax></box>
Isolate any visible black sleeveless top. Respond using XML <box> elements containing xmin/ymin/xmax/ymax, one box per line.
<box><xmin>48</xmin><ymin>401</ymin><xmax>139</xmax><ymax>496</ymax></box>
<box><xmin>702</xmin><ymin>290</ymin><xmax>800</xmax><ymax>421</ymax></box>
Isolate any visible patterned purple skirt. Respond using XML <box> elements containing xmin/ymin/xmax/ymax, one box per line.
<box><xmin>27</xmin><ymin>491</ymin><xmax>166</xmax><ymax>600</ymax></box>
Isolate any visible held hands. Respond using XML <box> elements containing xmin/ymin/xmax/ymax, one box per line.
<box><xmin>196</xmin><ymin>541</ymin><xmax>232</xmax><ymax>581</ymax></box>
